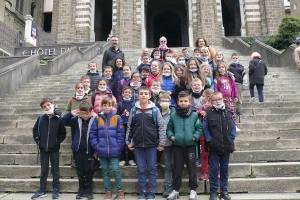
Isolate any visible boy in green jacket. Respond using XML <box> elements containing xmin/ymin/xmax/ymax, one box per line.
<box><xmin>166</xmin><ymin>91</ymin><xmax>202</xmax><ymax>200</ymax></box>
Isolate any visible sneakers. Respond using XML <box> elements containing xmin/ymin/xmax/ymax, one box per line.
<box><xmin>209</xmin><ymin>193</ymin><xmax>217</xmax><ymax>200</ymax></box>
<box><xmin>236</xmin><ymin>111</ymin><xmax>242</xmax><ymax>116</ymax></box>
<box><xmin>138</xmin><ymin>191</ymin><xmax>147</xmax><ymax>200</ymax></box>
<box><xmin>129</xmin><ymin>160</ymin><xmax>136</xmax><ymax>166</ymax></box>
<box><xmin>146</xmin><ymin>191</ymin><xmax>155</xmax><ymax>200</ymax></box>
<box><xmin>117</xmin><ymin>190</ymin><xmax>125</xmax><ymax>200</ymax></box>
<box><xmin>71</xmin><ymin>159</ymin><xmax>76</xmax><ymax>168</ymax></box>
<box><xmin>189</xmin><ymin>190</ymin><xmax>197</xmax><ymax>200</ymax></box>
<box><xmin>156</xmin><ymin>161</ymin><xmax>161</xmax><ymax>167</ymax></box>
<box><xmin>236</xmin><ymin>126</ymin><xmax>241</xmax><ymax>132</ymax></box>
<box><xmin>162</xmin><ymin>186</ymin><xmax>172</xmax><ymax>198</ymax></box>
<box><xmin>219</xmin><ymin>191</ymin><xmax>231</xmax><ymax>200</ymax></box>
<box><xmin>249</xmin><ymin>97</ymin><xmax>255</xmax><ymax>102</ymax></box>
<box><xmin>31</xmin><ymin>190</ymin><xmax>47</xmax><ymax>199</ymax></box>
<box><xmin>52</xmin><ymin>188</ymin><xmax>59</xmax><ymax>199</ymax></box>
<box><xmin>119</xmin><ymin>160</ymin><xmax>126</xmax><ymax>166</ymax></box>
<box><xmin>199</xmin><ymin>173</ymin><xmax>208</xmax><ymax>180</ymax></box>
<box><xmin>195</xmin><ymin>159</ymin><xmax>201</xmax><ymax>167</ymax></box>
<box><xmin>167</xmin><ymin>190</ymin><xmax>179</xmax><ymax>200</ymax></box>
<box><xmin>104</xmin><ymin>191</ymin><xmax>112</xmax><ymax>200</ymax></box>
<box><xmin>76</xmin><ymin>188</ymin><xmax>85</xmax><ymax>199</ymax></box>
<box><xmin>85</xmin><ymin>188</ymin><xmax>94</xmax><ymax>200</ymax></box>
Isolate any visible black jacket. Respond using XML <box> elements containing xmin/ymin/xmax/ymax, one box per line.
<box><xmin>228</xmin><ymin>63</ymin><xmax>246</xmax><ymax>84</ymax></box>
<box><xmin>33</xmin><ymin>111</ymin><xmax>66</xmax><ymax>152</ymax></box>
<box><xmin>102</xmin><ymin>47</ymin><xmax>125</xmax><ymax>71</ymax></box>
<box><xmin>86</xmin><ymin>70</ymin><xmax>101</xmax><ymax>92</ymax></box>
<box><xmin>249</xmin><ymin>58</ymin><xmax>268</xmax><ymax>85</ymax></box>
<box><xmin>205</xmin><ymin>108</ymin><xmax>234</xmax><ymax>155</ymax></box>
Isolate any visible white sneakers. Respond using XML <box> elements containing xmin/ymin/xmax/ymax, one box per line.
<box><xmin>119</xmin><ymin>161</ymin><xmax>125</xmax><ymax>166</ymax></box>
<box><xmin>128</xmin><ymin>160</ymin><xmax>136</xmax><ymax>166</ymax></box>
<box><xmin>167</xmin><ymin>190</ymin><xmax>179</xmax><ymax>200</ymax></box>
<box><xmin>189</xmin><ymin>190</ymin><xmax>198</xmax><ymax>200</ymax></box>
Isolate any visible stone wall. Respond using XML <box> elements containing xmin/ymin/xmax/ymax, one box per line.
<box><xmin>263</xmin><ymin>0</ymin><xmax>284</xmax><ymax>35</ymax></box>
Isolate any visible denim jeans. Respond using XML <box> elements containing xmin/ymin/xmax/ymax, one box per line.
<box><xmin>163</xmin><ymin>146</ymin><xmax>173</xmax><ymax>187</ymax></box>
<box><xmin>209</xmin><ymin>153</ymin><xmax>230</xmax><ymax>193</ymax></box>
<box><xmin>249</xmin><ymin>83</ymin><xmax>264</xmax><ymax>102</ymax></box>
<box><xmin>99</xmin><ymin>157</ymin><xmax>123</xmax><ymax>191</ymax></box>
<box><xmin>134</xmin><ymin>147</ymin><xmax>157</xmax><ymax>191</ymax></box>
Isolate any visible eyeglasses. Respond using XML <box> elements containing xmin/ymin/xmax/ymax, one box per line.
<box><xmin>160</xmin><ymin>41</ymin><xmax>166</xmax><ymax>43</ymax></box>
<box><xmin>211</xmin><ymin>98</ymin><xmax>223</xmax><ymax>102</ymax></box>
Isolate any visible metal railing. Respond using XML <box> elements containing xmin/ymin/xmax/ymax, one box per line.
<box><xmin>0</xmin><ymin>21</ymin><xmax>25</xmax><ymax>55</ymax></box>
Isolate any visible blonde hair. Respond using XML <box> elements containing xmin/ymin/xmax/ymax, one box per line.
<box><xmin>200</xmin><ymin>46</ymin><xmax>211</xmax><ymax>57</ymax></box>
<box><xmin>200</xmin><ymin>63</ymin><xmax>212</xmax><ymax>77</ymax></box>
<box><xmin>191</xmin><ymin>78</ymin><xmax>202</xmax><ymax>86</ymax></box>
<box><xmin>161</xmin><ymin>62</ymin><xmax>178</xmax><ymax>83</ymax></box>
<box><xmin>203</xmin><ymin>88</ymin><xmax>214</xmax><ymax>97</ymax></box>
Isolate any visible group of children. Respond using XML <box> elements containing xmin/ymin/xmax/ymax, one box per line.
<box><xmin>32</xmin><ymin>46</ymin><xmax>247</xmax><ymax>200</ymax></box>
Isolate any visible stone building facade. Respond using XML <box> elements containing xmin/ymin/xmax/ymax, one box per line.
<box><xmin>1</xmin><ymin>0</ymin><xmax>285</xmax><ymax>48</ymax></box>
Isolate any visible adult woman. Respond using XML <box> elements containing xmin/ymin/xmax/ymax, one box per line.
<box><xmin>195</xmin><ymin>37</ymin><xmax>216</xmax><ymax>59</ymax></box>
<box><xmin>248</xmin><ymin>52</ymin><xmax>268</xmax><ymax>102</ymax></box>
<box><xmin>157</xmin><ymin>36</ymin><xmax>170</xmax><ymax>62</ymax></box>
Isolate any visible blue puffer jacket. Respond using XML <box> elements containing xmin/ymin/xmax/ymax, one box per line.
<box><xmin>61</xmin><ymin>112</ymin><xmax>95</xmax><ymax>154</ymax></box>
<box><xmin>89</xmin><ymin>111</ymin><xmax>125</xmax><ymax>158</ymax></box>
<box><xmin>161</xmin><ymin>75</ymin><xmax>176</xmax><ymax>104</ymax></box>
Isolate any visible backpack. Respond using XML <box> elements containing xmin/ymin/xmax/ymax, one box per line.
<box><xmin>131</xmin><ymin>106</ymin><xmax>159</xmax><ymax>129</ymax></box>
<box><xmin>117</xmin><ymin>101</ymin><xmax>135</xmax><ymax>115</ymax></box>
<box><xmin>34</xmin><ymin>115</ymin><xmax>44</xmax><ymax>145</ymax></box>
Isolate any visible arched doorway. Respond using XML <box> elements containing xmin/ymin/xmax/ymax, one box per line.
<box><xmin>221</xmin><ymin>0</ymin><xmax>242</xmax><ymax>36</ymax></box>
<box><xmin>94</xmin><ymin>0</ymin><xmax>112</xmax><ymax>41</ymax></box>
<box><xmin>146</xmin><ymin>0</ymin><xmax>189</xmax><ymax>47</ymax></box>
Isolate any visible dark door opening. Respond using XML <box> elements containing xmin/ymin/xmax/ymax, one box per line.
<box><xmin>146</xmin><ymin>0</ymin><xmax>188</xmax><ymax>48</ymax></box>
<box><xmin>153</xmin><ymin>11</ymin><xmax>182</xmax><ymax>47</ymax></box>
<box><xmin>43</xmin><ymin>13</ymin><xmax>52</xmax><ymax>32</ymax></box>
<box><xmin>221</xmin><ymin>0</ymin><xmax>241</xmax><ymax>36</ymax></box>
<box><xmin>94</xmin><ymin>0</ymin><xmax>112</xmax><ymax>41</ymax></box>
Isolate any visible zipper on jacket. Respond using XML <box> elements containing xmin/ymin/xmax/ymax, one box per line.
<box><xmin>46</xmin><ymin>117</ymin><xmax>51</xmax><ymax>151</ymax></box>
<box><xmin>77</xmin><ymin>118</ymin><xmax>82</xmax><ymax>151</ymax></box>
<box><xmin>220</xmin><ymin>112</ymin><xmax>224</xmax><ymax>153</ymax></box>
<box><xmin>106</xmin><ymin>117</ymin><xmax>110</xmax><ymax>157</ymax></box>
<box><xmin>142</xmin><ymin>112</ymin><xmax>145</xmax><ymax>147</ymax></box>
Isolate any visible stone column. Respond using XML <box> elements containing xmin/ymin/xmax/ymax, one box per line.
<box><xmin>24</xmin><ymin>15</ymin><xmax>36</xmax><ymax>46</ymax></box>
<box><xmin>140</xmin><ymin>0</ymin><xmax>146</xmax><ymax>48</ymax></box>
<box><xmin>244</xmin><ymin>0</ymin><xmax>262</xmax><ymax>36</ymax></box>
<box><xmin>188</xmin><ymin>0</ymin><xmax>194</xmax><ymax>47</ymax></box>
<box><xmin>90</xmin><ymin>0</ymin><xmax>95</xmax><ymax>42</ymax></box>
<box><xmin>239</xmin><ymin>0</ymin><xmax>246</xmax><ymax>36</ymax></box>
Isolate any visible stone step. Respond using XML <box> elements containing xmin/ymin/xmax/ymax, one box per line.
<box><xmin>2</xmin><ymin>193</ymin><xmax>300</xmax><ymax>200</ymax></box>
<box><xmin>241</xmin><ymin>107</ymin><xmax>300</xmax><ymax>115</ymax></box>
<box><xmin>238</xmin><ymin>122</ymin><xmax>300</xmax><ymax>130</ymax></box>
<box><xmin>0</xmin><ymin>177</ymin><xmax>299</xmax><ymax>193</ymax></box>
<box><xmin>0</xmin><ymin>149</ymin><xmax>298</xmax><ymax>165</ymax></box>
<box><xmin>236</xmin><ymin>129</ymin><xmax>300</xmax><ymax>140</ymax></box>
<box><xmin>0</xmin><ymin>162</ymin><xmax>299</xmax><ymax>179</ymax></box>
<box><xmin>242</xmin><ymin>102</ymin><xmax>300</xmax><ymax>109</ymax></box>
<box><xmin>238</xmin><ymin>113</ymin><xmax>300</xmax><ymax>122</ymax></box>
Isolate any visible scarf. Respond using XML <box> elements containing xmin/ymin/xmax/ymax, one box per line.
<box><xmin>175</xmin><ymin>105</ymin><xmax>192</xmax><ymax>118</ymax></box>
<box><xmin>192</xmin><ymin>91</ymin><xmax>202</xmax><ymax>99</ymax></box>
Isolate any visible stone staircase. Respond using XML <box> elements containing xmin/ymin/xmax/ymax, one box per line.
<box><xmin>0</xmin><ymin>47</ymin><xmax>300</xmax><ymax>199</ymax></box>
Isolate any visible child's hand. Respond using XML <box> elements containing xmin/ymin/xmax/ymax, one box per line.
<box><xmin>200</xmin><ymin>111</ymin><xmax>206</xmax><ymax>117</ymax></box>
<box><xmin>71</xmin><ymin>109</ymin><xmax>80</xmax><ymax>116</ymax></box>
<box><xmin>234</xmin><ymin>98</ymin><xmax>238</xmax><ymax>103</ymax></box>
<box><xmin>157</xmin><ymin>146</ymin><xmax>164</xmax><ymax>152</ymax></box>
<box><xmin>171</xmin><ymin>136</ymin><xmax>175</xmax><ymax>142</ymax></box>
<box><xmin>128</xmin><ymin>143</ymin><xmax>135</xmax><ymax>151</ymax></box>
<box><xmin>93</xmin><ymin>153</ymin><xmax>98</xmax><ymax>159</ymax></box>
<box><xmin>230</xmin><ymin>76</ymin><xmax>235</xmax><ymax>82</ymax></box>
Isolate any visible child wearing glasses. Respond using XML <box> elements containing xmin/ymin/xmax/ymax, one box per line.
<box><xmin>214</xmin><ymin>63</ymin><xmax>238</xmax><ymax>122</ymax></box>
<box><xmin>203</xmin><ymin>92</ymin><xmax>236</xmax><ymax>200</ymax></box>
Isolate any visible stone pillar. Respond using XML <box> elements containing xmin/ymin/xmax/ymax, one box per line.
<box><xmin>261</xmin><ymin>0</ymin><xmax>284</xmax><ymax>35</ymax></box>
<box><xmin>188</xmin><ymin>0</ymin><xmax>194</xmax><ymax>47</ymax></box>
<box><xmin>239</xmin><ymin>0</ymin><xmax>246</xmax><ymax>36</ymax></box>
<box><xmin>0</xmin><ymin>1</ymin><xmax>5</xmax><ymax>22</ymax></box>
<box><xmin>24</xmin><ymin>15</ymin><xmax>36</xmax><ymax>46</ymax></box>
<box><xmin>140</xmin><ymin>0</ymin><xmax>146</xmax><ymax>48</ymax></box>
<box><xmin>244</xmin><ymin>0</ymin><xmax>262</xmax><ymax>36</ymax></box>
<box><xmin>90</xmin><ymin>0</ymin><xmax>95</xmax><ymax>42</ymax></box>
<box><xmin>75</xmin><ymin>0</ymin><xmax>92</xmax><ymax>42</ymax></box>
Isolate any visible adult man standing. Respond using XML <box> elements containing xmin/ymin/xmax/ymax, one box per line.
<box><xmin>102</xmin><ymin>36</ymin><xmax>125</xmax><ymax>72</ymax></box>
